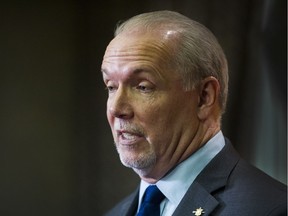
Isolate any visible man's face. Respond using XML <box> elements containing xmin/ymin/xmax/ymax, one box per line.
<box><xmin>101</xmin><ymin>32</ymin><xmax>200</xmax><ymax>179</ymax></box>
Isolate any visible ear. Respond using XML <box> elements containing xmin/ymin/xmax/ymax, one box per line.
<box><xmin>197</xmin><ymin>76</ymin><xmax>220</xmax><ymax>120</ymax></box>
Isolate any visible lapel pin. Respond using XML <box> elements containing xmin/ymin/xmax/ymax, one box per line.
<box><xmin>193</xmin><ymin>207</ymin><xmax>205</xmax><ymax>216</ymax></box>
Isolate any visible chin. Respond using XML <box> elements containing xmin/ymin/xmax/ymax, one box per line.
<box><xmin>119</xmin><ymin>151</ymin><xmax>156</xmax><ymax>171</ymax></box>
<box><xmin>132</xmin><ymin>167</ymin><xmax>154</xmax><ymax>178</ymax></box>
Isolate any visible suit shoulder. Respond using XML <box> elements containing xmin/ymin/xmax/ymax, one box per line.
<box><xmin>220</xmin><ymin>158</ymin><xmax>287</xmax><ymax>214</ymax></box>
<box><xmin>231</xmin><ymin>158</ymin><xmax>286</xmax><ymax>192</ymax></box>
<box><xmin>205</xmin><ymin>141</ymin><xmax>287</xmax><ymax>215</ymax></box>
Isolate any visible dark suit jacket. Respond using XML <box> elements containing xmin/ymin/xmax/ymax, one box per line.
<box><xmin>104</xmin><ymin>139</ymin><xmax>287</xmax><ymax>216</ymax></box>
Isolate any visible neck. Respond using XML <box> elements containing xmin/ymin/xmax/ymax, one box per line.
<box><xmin>137</xmin><ymin>122</ymin><xmax>221</xmax><ymax>184</ymax></box>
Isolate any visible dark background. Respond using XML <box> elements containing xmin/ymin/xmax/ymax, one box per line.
<box><xmin>1</xmin><ymin>0</ymin><xmax>286</xmax><ymax>215</ymax></box>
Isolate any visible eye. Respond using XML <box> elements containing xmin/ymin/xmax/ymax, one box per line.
<box><xmin>137</xmin><ymin>85</ymin><xmax>148</xmax><ymax>91</ymax></box>
<box><xmin>105</xmin><ymin>84</ymin><xmax>117</xmax><ymax>93</ymax></box>
<box><xmin>136</xmin><ymin>82</ymin><xmax>154</xmax><ymax>93</ymax></box>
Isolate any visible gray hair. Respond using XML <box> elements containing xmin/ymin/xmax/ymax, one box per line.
<box><xmin>114</xmin><ymin>10</ymin><xmax>229</xmax><ymax>112</ymax></box>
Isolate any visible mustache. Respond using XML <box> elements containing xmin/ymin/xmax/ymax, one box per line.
<box><xmin>114</xmin><ymin>121</ymin><xmax>145</xmax><ymax>136</ymax></box>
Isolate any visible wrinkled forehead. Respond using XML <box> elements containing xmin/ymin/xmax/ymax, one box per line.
<box><xmin>101</xmin><ymin>31</ymin><xmax>181</xmax><ymax>81</ymax></box>
<box><xmin>104</xmin><ymin>34</ymin><xmax>152</xmax><ymax>58</ymax></box>
<box><xmin>102</xmin><ymin>32</ymin><xmax>173</xmax><ymax>68</ymax></box>
<box><xmin>104</xmin><ymin>28</ymin><xmax>178</xmax><ymax>57</ymax></box>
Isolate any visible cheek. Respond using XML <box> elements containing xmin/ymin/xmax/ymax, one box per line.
<box><xmin>143</xmin><ymin>94</ymin><xmax>194</xmax><ymax>133</ymax></box>
<box><xmin>137</xmin><ymin>100</ymin><xmax>163</xmax><ymax>123</ymax></box>
<box><xmin>138</xmin><ymin>101</ymin><xmax>175</xmax><ymax>138</ymax></box>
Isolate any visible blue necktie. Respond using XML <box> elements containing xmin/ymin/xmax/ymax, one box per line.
<box><xmin>137</xmin><ymin>185</ymin><xmax>165</xmax><ymax>216</ymax></box>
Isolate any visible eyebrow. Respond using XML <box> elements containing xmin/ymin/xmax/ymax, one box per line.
<box><xmin>101</xmin><ymin>67</ymin><xmax>149</xmax><ymax>76</ymax></box>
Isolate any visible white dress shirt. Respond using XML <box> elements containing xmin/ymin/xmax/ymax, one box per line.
<box><xmin>137</xmin><ymin>131</ymin><xmax>225</xmax><ymax>216</ymax></box>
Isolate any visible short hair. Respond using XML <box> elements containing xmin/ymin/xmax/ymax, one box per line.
<box><xmin>114</xmin><ymin>10</ymin><xmax>229</xmax><ymax>112</ymax></box>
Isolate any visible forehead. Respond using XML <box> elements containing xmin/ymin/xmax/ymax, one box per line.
<box><xmin>101</xmin><ymin>32</ymin><xmax>178</xmax><ymax>80</ymax></box>
<box><xmin>104</xmin><ymin>36</ymin><xmax>163</xmax><ymax>63</ymax></box>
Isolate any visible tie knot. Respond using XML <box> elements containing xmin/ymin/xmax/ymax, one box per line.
<box><xmin>142</xmin><ymin>185</ymin><xmax>165</xmax><ymax>204</ymax></box>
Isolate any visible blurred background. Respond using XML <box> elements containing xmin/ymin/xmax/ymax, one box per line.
<box><xmin>1</xmin><ymin>0</ymin><xmax>286</xmax><ymax>215</ymax></box>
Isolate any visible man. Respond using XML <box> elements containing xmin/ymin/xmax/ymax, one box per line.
<box><xmin>101</xmin><ymin>10</ymin><xmax>286</xmax><ymax>216</ymax></box>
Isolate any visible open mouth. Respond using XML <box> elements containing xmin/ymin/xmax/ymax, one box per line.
<box><xmin>121</xmin><ymin>132</ymin><xmax>140</xmax><ymax>140</ymax></box>
<box><xmin>117</xmin><ymin>131</ymin><xmax>144</xmax><ymax>145</ymax></box>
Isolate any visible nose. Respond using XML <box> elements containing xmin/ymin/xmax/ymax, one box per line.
<box><xmin>108</xmin><ymin>87</ymin><xmax>133</xmax><ymax>119</ymax></box>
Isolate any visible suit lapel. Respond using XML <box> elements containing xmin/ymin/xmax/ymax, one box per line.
<box><xmin>117</xmin><ymin>188</ymin><xmax>139</xmax><ymax>216</ymax></box>
<box><xmin>172</xmin><ymin>140</ymin><xmax>240</xmax><ymax>216</ymax></box>
<box><xmin>125</xmin><ymin>197</ymin><xmax>138</xmax><ymax>216</ymax></box>
<box><xmin>172</xmin><ymin>182</ymin><xmax>219</xmax><ymax>216</ymax></box>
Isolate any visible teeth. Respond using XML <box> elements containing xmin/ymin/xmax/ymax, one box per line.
<box><xmin>122</xmin><ymin>133</ymin><xmax>138</xmax><ymax>140</ymax></box>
